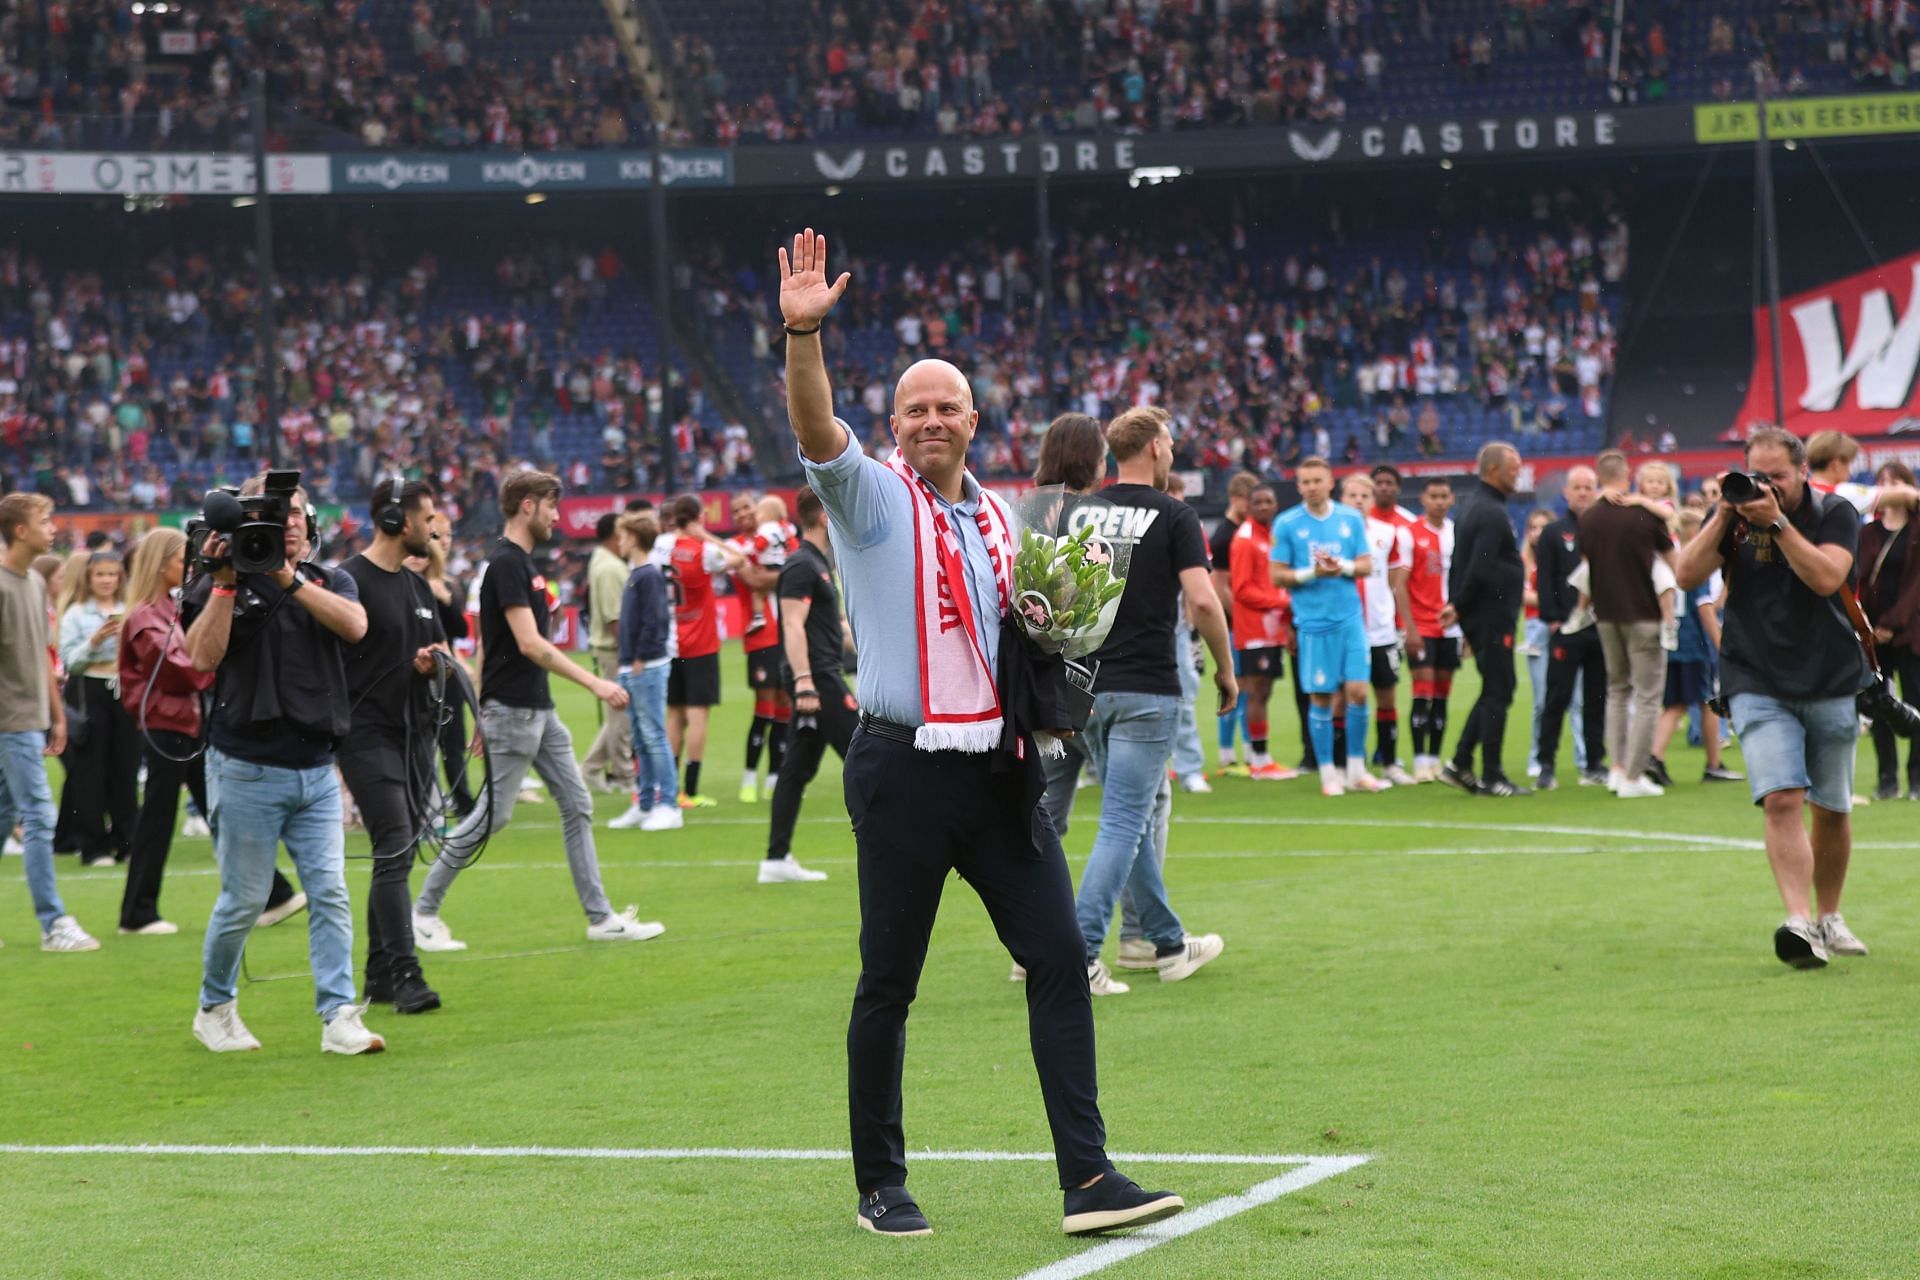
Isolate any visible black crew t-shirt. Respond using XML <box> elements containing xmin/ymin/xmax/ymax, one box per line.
<box><xmin>1717</xmin><ymin>489</ymin><xmax>1872</xmax><ymax>700</ymax></box>
<box><xmin>777</xmin><ymin>539</ymin><xmax>844</xmax><ymax>679</ymax></box>
<box><xmin>1087</xmin><ymin>483</ymin><xmax>1210</xmax><ymax>696</ymax></box>
<box><xmin>341</xmin><ymin>555</ymin><xmax>447</xmax><ymax>744</ymax></box>
<box><xmin>480</xmin><ymin>538</ymin><xmax>553</xmax><ymax>708</ymax></box>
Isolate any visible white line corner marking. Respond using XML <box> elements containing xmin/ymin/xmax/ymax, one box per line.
<box><xmin>1015</xmin><ymin>1156</ymin><xmax>1371</xmax><ymax>1280</ymax></box>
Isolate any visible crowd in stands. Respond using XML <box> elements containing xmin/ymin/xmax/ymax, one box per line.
<box><xmin>0</xmin><ymin>233</ymin><xmax>762</xmax><ymax>521</ymax></box>
<box><xmin>0</xmin><ymin>0</ymin><xmax>654</xmax><ymax>152</ymax></box>
<box><xmin>688</xmin><ymin>185</ymin><xmax>1625</xmax><ymax>481</ymax></box>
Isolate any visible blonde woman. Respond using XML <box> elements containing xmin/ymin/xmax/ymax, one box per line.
<box><xmin>117</xmin><ymin>530</ymin><xmax>302</xmax><ymax>933</ymax></box>
<box><xmin>56</xmin><ymin>550</ymin><xmax>138</xmax><ymax>866</ymax></box>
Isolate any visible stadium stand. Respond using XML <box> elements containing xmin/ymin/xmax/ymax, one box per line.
<box><xmin>0</xmin><ymin>0</ymin><xmax>650</xmax><ymax>151</ymax></box>
<box><xmin>0</xmin><ymin>231</ymin><xmax>761</xmax><ymax>521</ymax></box>
<box><xmin>661</xmin><ymin>0</ymin><xmax>1919</xmax><ymax>145</ymax></box>
<box><xmin>686</xmin><ymin>184</ymin><xmax>1624</xmax><ymax>477</ymax></box>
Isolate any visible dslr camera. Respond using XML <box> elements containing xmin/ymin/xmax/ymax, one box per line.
<box><xmin>188</xmin><ymin>469</ymin><xmax>302</xmax><ymax>577</ymax></box>
<box><xmin>1719</xmin><ymin>471</ymin><xmax>1771</xmax><ymax>506</ymax></box>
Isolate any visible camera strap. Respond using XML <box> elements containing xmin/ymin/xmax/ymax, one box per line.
<box><xmin>1836</xmin><ymin>584</ymin><xmax>1886</xmax><ymax>678</ymax></box>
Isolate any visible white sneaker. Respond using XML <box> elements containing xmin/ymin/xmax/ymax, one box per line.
<box><xmin>608</xmin><ymin>803</ymin><xmax>647</xmax><ymax>830</ymax></box>
<box><xmin>1413</xmin><ymin>758</ymin><xmax>1437</xmax><ymax>783</ymax></box>
<box><xmin>1615</xmin><ymin>776</ymin><xmax>1666</xmax><ymax>799</ymax></box>
<box><xmin>320</xmin><ymin>1004</ymin><xmax>386</xmax><ymax>1055</ymax></box>
<box><xmin>1526</xmin><ymin>761</ymin><xmax>1542</xmax><ymax>778</ymax></box>
<box><xmin>1178</xmin><ymin>772</ymin><xmax>1213</xmax><ymax>794</ymax></box>
<box><xmin>181</xmin><ymin>815</ymin><xmax>211</xmax><ymax>838</ymax></box>
<box><xmin>117</xmin><ymin>920</ymin><xmax>179</xmax><ymax>936</ymax></box>
<box><xmin>1157</xmin><ymin>933</ymin><xmax>1225</xmax><ymax>983</ymax></box>
<box><xmin>2</xmin><ymin>834</ymin><xmax>21</xmax><ymax>855</ymax></box>
<box><xmin>1086</xmin><ymin>959</ymin><xmax>1130</xmax><ymax>996</ymax></box>
<box><xmin>764</xmin><ymin>772</ymin><xmax>779</xmax><ymax>795</ymax></box>
<box><xmin>83</xmin><ymin>854</ymin><xmax>116</xmax><ymax>868</ymax></box>
<box><xmin>639</xmin><ymin>806</ymin><xmax>685</xmax><ymax>832</ymax></box>
<box><xmin>1384</xmin><ymin>764</ymin><xmax>1418</xmax><ymax>786</ymax></box>
<box><xmin>258</xmin><ymin>892</ymin><xmax>307</xmax><ymax>928</ymax></box>
<box><xmin>40</xmin><ymin>916</ymin><xmax>100</xmax><ymax>952</ymax></box>
<box><xmin>1115</xmin><ymin>937</ymin><xmax>1161</xmax><ymax>970</ymax></box>
<box><xmin>587</xmin><ymin>905</ymin><xmax>666</xmax><ymax>943</ymax></box>
<box><xmin>1346</xmin><ymin>763</ymin><xmax>1391</xmax><ymax>792</ymax></box>
<box><xmin>193</xmin><ymin>1001</ymin><xmax>261</xmax><ymax>1052</ymax></box>
<box><xmin>1774</xmin><ymin>916</ymin><xmax>1830</xmax><ymax>969</ymax></box>
<box><xmin>1319</xmin><ymin>765</ymin><xmax>1346</xmax><ymax>797</ymax></box>
<box><xmin>1606</xmin><ymin>768</ymin><xmax>1626</xmax><ymax>793</ymax></box>
<box><xmin>1818</xmin><ymin>913</ymin><xmax>1869</xmax><ymax>956</ymax></box>
<box><xmin>412</xmin><ymin>911</ymin><xmax>468</xmax><ymax>952</ymax></box>
<box><xmin>758</xmin><ymin>857</ymin><xmax>827</xmax><ymax>883</ymax></box>
<box><xmin>1009</xmin><ymin>961</ymin><xmax>1027</xmax><ymax>982</ymax></box>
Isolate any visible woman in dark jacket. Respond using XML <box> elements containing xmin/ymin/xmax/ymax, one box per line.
<box><xmin>116</xmin><ymin>530</ymin><xmax>304</xmax><ymax>932</ymax></box>
<box><xmin>1858</xmin><ymin>462</ymin><xmax>1920</xmax><ymax>800</ymax></box>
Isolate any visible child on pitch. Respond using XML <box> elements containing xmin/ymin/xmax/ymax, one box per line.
<box><xmin>733</xmin><ymin>494</ymin><xmax>799</xmax><ymax>803</ymax></box>
<box><xmin>1647</xmin><ymin>508</ymin><xmax>1745</xmax><ymax>787</ymax></box>
<box><xmin>1613</xmin><ymin>461</ymin><xmax>1683</xmax><ymax>652</ymax></box>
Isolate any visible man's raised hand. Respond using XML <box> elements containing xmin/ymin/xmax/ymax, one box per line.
<box><xmin>778</xmin><ymin>228</ymin><xmax>851</xmax><ymax>330</ymax></box>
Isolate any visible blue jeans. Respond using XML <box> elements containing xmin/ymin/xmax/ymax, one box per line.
<box><xmin>201</xmin><ymin>747</ymin><xmax>355</xmax><ymax>1018</ymax></box>
<box><xmin>1171</xmin><ymin>623</ymin><xmax>1206</xmax><ymax>778</ymax></box>
<box><xmin>1074</xmin><ymin>691</ymin><xmax>1184</xmax><ymax>961</ymax></box>
<box><xmin>1729</xmin><ymin>692</ymin><xmax>1859</xmax><ymax>813</ymax></box>
<box><xmin>621</xmin><ymin>665</ymin><xmax>677</xmax><ymax>809</ymax></box>
<box><xmin>1524</xmin><ymin>618</ymin><xmax>1549</xmax><ymax>772</ymax></box>
<box><xmin>0</xmin><ymin>729</ymin><xmax>67</xmax><ymax>930</ymax></box>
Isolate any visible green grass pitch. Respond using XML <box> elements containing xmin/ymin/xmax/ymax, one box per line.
<box><xmin>5</xmin><ymin>645</ymin><xmax>1918</xmax><ymax>1278</ymax></box>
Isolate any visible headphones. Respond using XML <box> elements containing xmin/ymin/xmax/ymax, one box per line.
<box><xmin>373</xmin><ymin>489</ymin><xmax>406</xmax><ymax>537</ymax></box>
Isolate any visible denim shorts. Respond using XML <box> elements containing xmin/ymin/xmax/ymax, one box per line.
<box><xmin>1727</xmin><ymin>692</ymin><xmax>1859</xmax><ymax>813</ymax></box>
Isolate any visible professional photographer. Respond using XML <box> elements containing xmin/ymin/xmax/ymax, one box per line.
<box><xmin>340</xmin><ymin>480</ymin><xmax>448</xmax><ymax>1015</ymax></box>
<box><xmin>183</xmin><ymin>472</ymin><xmax>386</xmax><ymax>1054</ymax></box>
<box><xmin>1675</xmin><ymin>428</ymin><xmax>1874</xmax><ymax>970</ymax></box>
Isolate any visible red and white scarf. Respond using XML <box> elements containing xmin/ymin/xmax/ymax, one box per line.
<box><xmin>886</xmin><ymin>450</ymin><xmax>1015</xmax><ymax>752</ymax></box>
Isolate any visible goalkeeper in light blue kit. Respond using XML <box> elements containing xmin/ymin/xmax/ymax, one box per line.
<box><xmin>1269</xmin><ymin>456</ymin><xmax>1386</xmax><ymax>797</ymax></box>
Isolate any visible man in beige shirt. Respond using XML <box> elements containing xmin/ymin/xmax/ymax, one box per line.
<box><xmin>0</xmin><ymin>492</ymin><xmax>99</xmax><ymax>952</ymax></box>
<box><xmin>580</xmin><ymin>512</ymin><xmax>636</xmax><ymax>791</ymax></box>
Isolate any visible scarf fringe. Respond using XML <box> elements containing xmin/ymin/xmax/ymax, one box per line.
<box><xmin>914</xmin><ymin>720</ymin><xmax>1005</xmax><ymax>754</ymax></box>
<box><xmin>1033</xmin><ymin>732</ymin><xmax>1068</xmax><ymax>760</ymax></box>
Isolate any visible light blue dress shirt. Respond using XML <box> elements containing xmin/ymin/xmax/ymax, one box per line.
<box><xmin>800</xmin><ymin>426</ymin><xmax>1003</xmax><ymax>727</ymax></box>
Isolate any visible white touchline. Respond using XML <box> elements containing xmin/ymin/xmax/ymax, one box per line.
<box><xmin>1170</xmin><ymin>816</ymin><xmax>1761</xmax><ymax>849</ymax></box>
<box><xmin>1013</xmin><ymin>1157</ymin><xmax>1372</xmax><ymax>1280</ymax></box>
<box><xmin>0</xmin><ymin>1143</ymin><xmax>1355</xmax><ymax>1168</ymax></box>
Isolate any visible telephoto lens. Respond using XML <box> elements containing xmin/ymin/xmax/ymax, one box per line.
<box><xmin>1721</xmin><ymin>471</ymin><xmax>1765</xmax><ymax>505</ymax></box>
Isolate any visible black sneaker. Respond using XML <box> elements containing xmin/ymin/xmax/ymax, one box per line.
<box><xmin>1578</xmin><ymin>769</ymin><xmax>1611</xmax><ymax>787</ymax></box>
<box><xmin>392</xmin><ymin>971</ymin><xmax>442</xmax><ymax>1014</ymax></box>
<box><xmin>1477</xmin><ymin>776</ymin><xmax>1532</xmax><ymax>797</ymax></box>
<box><xmin>1438</xmin><ymin>761</ymin><xmax>1479</xmax><ymax>793</ymax></box>
<box><xmin>1535</xmin><ymin>768</ymin><xmax>1558</xmax><ymax>792</ymax></box>
<box><xmin>1702</xmin><ymin>765</ymin><xmax>1746</xmax><ymax>783</ymax></box>
<box><xmin>1645</xmin><ymin>758</ymin><xmax>1675</xmax><ymax>788</ymax></box>
<box><xmin>1062</xmin><ymin>1172</ymin><xmax>1185</xmax><ymax>1236</ymax></box>
<box><xmin>856</xmin><ymin>1187</ymin><xmax>931</xmax><ymax>1237</ymax></box>
<box><xmin>1874</xmin><ymin>779</ymin><xmax>1900</xmax><ymax>802</ymax></box>
<box><xmin>363</xmin><ymin>971</ymin><xmax>393</xmax><ymax>1005</ymax></box>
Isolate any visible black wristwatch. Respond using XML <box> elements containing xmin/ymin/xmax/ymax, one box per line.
<box><xmin>1766</xmin><ymin>517</ymin><xmax>1787</xmax><ymax>534</ymax></box>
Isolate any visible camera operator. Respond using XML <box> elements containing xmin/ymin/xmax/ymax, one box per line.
<box><xmin>1675</xmin><ymin>428</ymin><xmax>1874</xmax><ymax>969</ymax></box>
<box><xmin>183</xmin><ymin>474</ymin><xmax>386</xmax><ymax>1054</ymax></box>
<box><xmin>339</xmin><ymin>480</ymin><xmax>448</xmax><ymax>1015</ymax></box>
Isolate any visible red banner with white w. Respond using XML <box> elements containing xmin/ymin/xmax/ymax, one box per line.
<box><xmin>1738</xmin><ymin>249</ymin><xmax>1920</xmax><ymax>437</ymax></box>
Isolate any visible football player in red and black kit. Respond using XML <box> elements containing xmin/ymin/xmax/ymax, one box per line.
<box><xmin>728</xmin><ymin>492</ymin><xmax>793</xmax><ymax>803</ymax></box>
<box><xmin>665</xmin><ymin>494</ymin><xmax>747</xmax><ymax>806</ymax></box>
<box><xmin>1404</xmin><ymin>478</ymin><xmax>1462</xmax><ymax>781</ymax></box>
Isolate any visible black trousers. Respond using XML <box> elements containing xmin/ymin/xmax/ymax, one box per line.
<box><xmin>120</xmin><ymin>731</ymin><xmax>295</xmax><ymax>929</ymax></box>
<box><xmin>766</xmin><ymin>672</ymin><xmax>857</xmax><ymax>859</ymax></box>
<box><xmin>63</xmin><ymin>677</ymin><xmax>139</xmax><ymax>858</ymax></box>
<box><xmin>844</xmin><ymin>729</ymin><xmax>1108</xmax><ymax>1193</ymax></box>
<box><xmin>1870</xmin><ymin>642</ymin><xmax>1920</xmax><ymax>790</ymax></box>
<box><xmin>1536</xmin><ymin>626</ymin><xmax>1607</xmax><ymax>775</ymax></box>
<box><xmin>339</xmin><ymin>735</ymin><xmax>429</xmax><ymax>984</ymax></box>
<box><xmin>1451</xmin><ymin>621</ymin><xmax>1518</xmax><ymax>780</ymax></box>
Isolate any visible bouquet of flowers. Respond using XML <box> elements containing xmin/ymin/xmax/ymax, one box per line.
<box><xmin>1006</xmin><ymin>486</ymin><xmax>1135</xmax><ymax>727</ymax></box>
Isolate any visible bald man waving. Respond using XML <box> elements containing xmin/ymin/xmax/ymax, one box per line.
<box><xmin>778</xmin><ymin>229</ymin><xmax>1185</xmax><ymax>1241</ymax></box>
